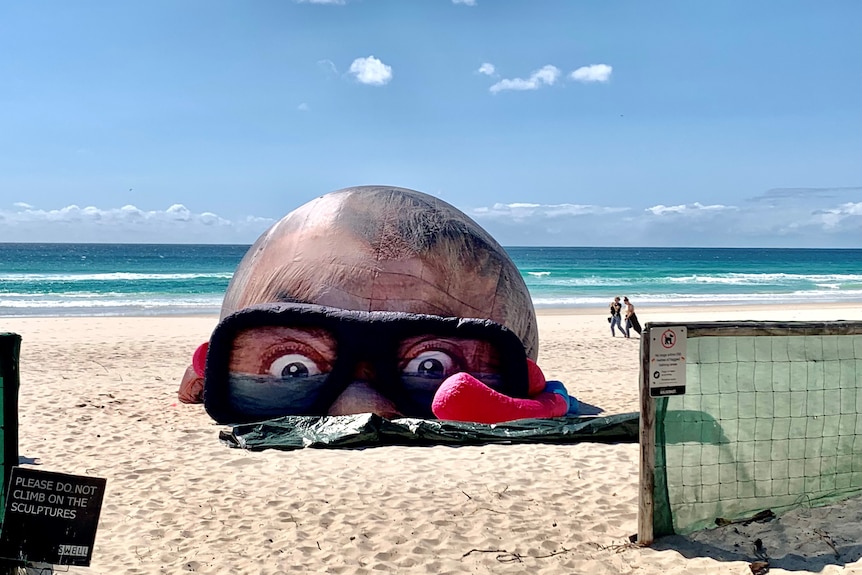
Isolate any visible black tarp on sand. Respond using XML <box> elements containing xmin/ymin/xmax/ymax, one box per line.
<box><xmin>220</xmin><ymin>412</ymin><xmax>640</xmax><ymax>451</ymax></box>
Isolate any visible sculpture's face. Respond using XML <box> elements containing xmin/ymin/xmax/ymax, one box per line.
<box><xmin>205</xmin><ymin>186</ymin><xmax>537</xmax><ymax>421</ymax></box>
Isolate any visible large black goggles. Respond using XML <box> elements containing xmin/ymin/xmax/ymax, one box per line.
<box><xmin>203</xmin><ymin>303</ymin><xmax>530</xmax><ymax>424</ymax></box>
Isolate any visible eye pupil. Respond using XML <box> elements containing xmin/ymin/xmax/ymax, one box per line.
<box><xmin>419</xmin><ymin>358</ymin><xmax>444</xmax><ymax>376</ymax></box>
<box><xmin>282</xmin><ymin>362</ymin><xmax>309</xmax><ymax>378</ymax></box>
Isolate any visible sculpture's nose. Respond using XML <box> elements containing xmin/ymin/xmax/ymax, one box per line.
<box><xmin>327</xmin><ymin>382</ymin><xmax>401</xmax><ymax>419</ymax></box>
<box><xmin>326</xmin><ymin>360</ymin><xmax>401</xmax><ymax>418</ymax></box>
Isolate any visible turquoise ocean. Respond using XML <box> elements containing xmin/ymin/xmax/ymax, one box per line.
<box><xmin>1</xmin><ymin>243</ymin><xmax>861</xmax><ymax>317</ymax></box>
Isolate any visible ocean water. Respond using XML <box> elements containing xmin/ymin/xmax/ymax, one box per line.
<box><xmin>0</xmin><ymin>243</ymin><xmax>861</xmax><ymax>317</ymax></box>
<box><xmin>511</xmin><ymin>246</ymin><xmax>862</xmax><ymax>308</ymax></box>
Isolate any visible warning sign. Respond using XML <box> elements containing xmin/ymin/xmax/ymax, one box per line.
<box><xmin>0</xmin><ymin>467</ymin><xmax>106</xmax><ymax>566</ymax></box>
<box><xmin>649</xmin><ymin>326</ymin><xmax>687</xmax><ymax>396</ymax></box>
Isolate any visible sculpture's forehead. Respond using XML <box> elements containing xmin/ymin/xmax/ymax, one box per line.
<box><xmin>242</xmin><ymin>222</ymin><xmax>503</xmax><ymax>315</ymax></box>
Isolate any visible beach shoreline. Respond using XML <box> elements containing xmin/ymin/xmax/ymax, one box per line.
<box><xmin>2</xmin><ymin>300</ymin><xmax>860</xmax><ymax>320</ymax></box>
<box><xmin>4</xmin><ymin>304</ymin><xmax>862</xmax><ymax>573</ymax></box>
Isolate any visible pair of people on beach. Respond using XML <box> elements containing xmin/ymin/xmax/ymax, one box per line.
<box><xmin>609</xmin><ymin>296</ymin><xmax>640</xmax><ymax>338</ymax></box>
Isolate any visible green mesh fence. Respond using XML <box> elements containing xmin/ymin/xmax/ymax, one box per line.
<box><xmin>647</xmin><ymin>321</ymin><xmax>862</xmax><ymax>537</ymax></box>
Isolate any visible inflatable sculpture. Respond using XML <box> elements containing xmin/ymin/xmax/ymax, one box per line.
<box><xmin>179</xmin><ymin>186</ymin><xmax>577</xmax><ymax>424</ymax></box>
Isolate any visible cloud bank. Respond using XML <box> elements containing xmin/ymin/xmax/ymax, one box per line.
<box><xmin>468</xmin><ymin>188</ymin><xmax>862</xmax><ymax>247</ymax></box>
<box><xmin>2</xmin><ymin>187</ymin><xmax>860</xmax><ymax>247</ymax></box>
<box><xmin>0</xmin><ymin>204</ymin><xmax>275</xmax><ymax>244</ymax></box>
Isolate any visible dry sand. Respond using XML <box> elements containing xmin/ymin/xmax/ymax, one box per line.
<box><xmin>3</xmin><ymin>303</ymin><xmax>862</xmax><ymax>574</ymax></box>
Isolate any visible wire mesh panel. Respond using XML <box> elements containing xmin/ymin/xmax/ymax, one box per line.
<box><xmin>644</xmin><ymin>322</ymin><xmax>862</xmax><ymax>537</ymax></box>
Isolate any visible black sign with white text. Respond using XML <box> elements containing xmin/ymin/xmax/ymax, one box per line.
<box><xmin>0</xmin><ymin>467</ymin><xmax>106</xmax><ymax>566</ymax></box>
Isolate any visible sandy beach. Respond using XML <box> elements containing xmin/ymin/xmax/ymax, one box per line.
<box><xmin>4</xmin><ymin>303</ymin><xmax>862</xmax><ymax>574</ymax></box>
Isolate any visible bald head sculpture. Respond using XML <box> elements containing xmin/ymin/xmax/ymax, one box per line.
<box><xmin>221</xmin><ymin>186</ymin><xmax>537</xmax><ymax>349</ymax></box>
<box><xmin>180</xmin><ymin>185</ymin><xmax>539</xmax><ymax>420</ymax></box>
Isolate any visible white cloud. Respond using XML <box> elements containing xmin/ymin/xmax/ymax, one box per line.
<box><xmin>570</xmin><ymin>64</ymin><xmax>613</xmax><ymax>83</ymax></box>
<box><xmin>199</xmin><ymin>212</ymin><xmax>221</xmax><ymax>225</ymax></box>
<box><xmin>166</xmin><ymin>204</ymin><xmax>191</xmax><ymax>221</ymax></box>
<box><xmin>452</xmin><ymin>0</ymin><xmax>477</xmax><ymax>5</ymax></box>
<box><xmin>813</xmin><ymin>202</ymin><xmax>862</xmax><ymax>229</ymax></box>
<box><xmin>477</xmin><ymin>63</ymin><xmax>495</xmax><ymax>76</ymax></box>
<box><xmin>317</xmin><ymin>59</ymin><xmax>339</xmax><ymax>77</ymax></box>
<box><xmin>348</xmin><ymin>56</ymin><xmax>393</xmax><ymax>86</ymax></box>
<box><xmin>120</xmin><ymin>204</ymin><xmax>144</xmax><ymax>220</ymax></box>
<box><xmin>646</xmin><ymin>202</ymin><xmax>734</xmax><ymax>216</ymax></box>
<box><xmin>489</xmin><ymin>65</ymin><xmax>560</xmax><ymax>94</ymax></box>
<box><xmin>297</xmin><ymin>102</ymin><xmax>310</xmax><ymax>111</ymax></box>
<box><xmin>0</xmin><ymin>203</ymin><xmax>275</xmax><ymax>243</ymax></box>
<box><xmin>474</xmin><ymin>202</ymin><xmax>628</xmax><ymax>222</ymax></box>
<box><xmin>834</xmin><ymin>202</ymin><xmax>862</xmax><ymax>215</ymax></box>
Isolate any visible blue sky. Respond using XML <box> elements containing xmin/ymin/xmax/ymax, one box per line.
<box><xmin>1</xmin><ymin>0</ymin><xmax>860</xmax><ymax>247</ymax></box>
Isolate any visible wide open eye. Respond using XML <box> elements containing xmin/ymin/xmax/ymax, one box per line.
<box><xmin>401</xmin><ymin>350</ymin><xmax>458</xmax><ymax>379</ymax></box>
<box><xmin>229</xmin><ymin>326</ymin><xmax>335</xmax><ymax>380</ymax></box>
<box><xmin>268</xmin><ymin>354</ymin><xmax>323</xmax><ymax>379</ymax></box>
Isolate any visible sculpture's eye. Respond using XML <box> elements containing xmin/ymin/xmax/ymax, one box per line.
<box><xmin>268</xmin><ymin>354</ymin><xmax>323</xmax><ymax>379</ymax></box>
<box><xmin>402</xmin><ymin>350</ymin><xmax>459</xmax><ymax>379</ymax></box>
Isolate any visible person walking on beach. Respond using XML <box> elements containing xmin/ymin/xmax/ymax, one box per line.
<box><xmin>609</xmin><ymin>296</ymin><xmax>626</xmax><ymax>337</ymax></box>
<box><xmin>623</xmin><ymin>296</ymin><xmax>642</xmax><ymax>337</ymax></box>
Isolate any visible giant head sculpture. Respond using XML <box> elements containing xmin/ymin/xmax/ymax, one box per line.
<box><xmin>180</xmin><ymin>186</ymin><xmax>573</xmax><ymax>424</ymax></box>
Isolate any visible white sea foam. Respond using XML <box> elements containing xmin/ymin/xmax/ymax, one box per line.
<box><xmin>666</xmin><ymin>273</ymin><xmax>862</xmax><ymax>285</ymax></box>
<box><xmin>532</xmin><ymin>289</ymin><xmax>862</xmax><ymax>308</ymax></box>
<box><xmin>525</xmin><ymin>277</ymin><xmax>610</xmax><ymax>286</ymax></box>
<box><xmin>1</xmin><ymin>291</ymin><xmax>131</xmax><ymax>298</ymax></box>
<box><xmin>0</xmin><ymin>296</ymin><xmax>222</xmax><ymax>309</ymax></box>
<box><xmin>0</xmin><ymin>272</ymin><xmax>234</xmax><ymax>282</ymax></box>
<box><xmin>0</xmin><ymin>307</ymin><xmax>221</xmax><ymax>317</ymax></box>
<box><xmin>524</xmin><ymin>273</ymin><xmax>862</xmax><ymax>288</ymax></box>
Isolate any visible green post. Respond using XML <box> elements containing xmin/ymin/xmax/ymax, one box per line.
<box><xmin>0</xmin><ymin>333</ymin><xmax>21</xmax><ymax>528</ymax></box>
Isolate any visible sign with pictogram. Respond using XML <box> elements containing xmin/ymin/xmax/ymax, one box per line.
<box><xmin>649</xmin><ymin>326</ymin><xmax>687</xmax><ymax>396</ymax></box>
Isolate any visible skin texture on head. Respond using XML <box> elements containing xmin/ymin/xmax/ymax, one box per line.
<box><xmin>183</xmin><ymin>185</ymin><xmax>539</xmax><ymax>418</ymax></box>
<box><xmin>221</xmin><ymin>186</ymin><xmax>538</xmax><ymax>355</ymax></box>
